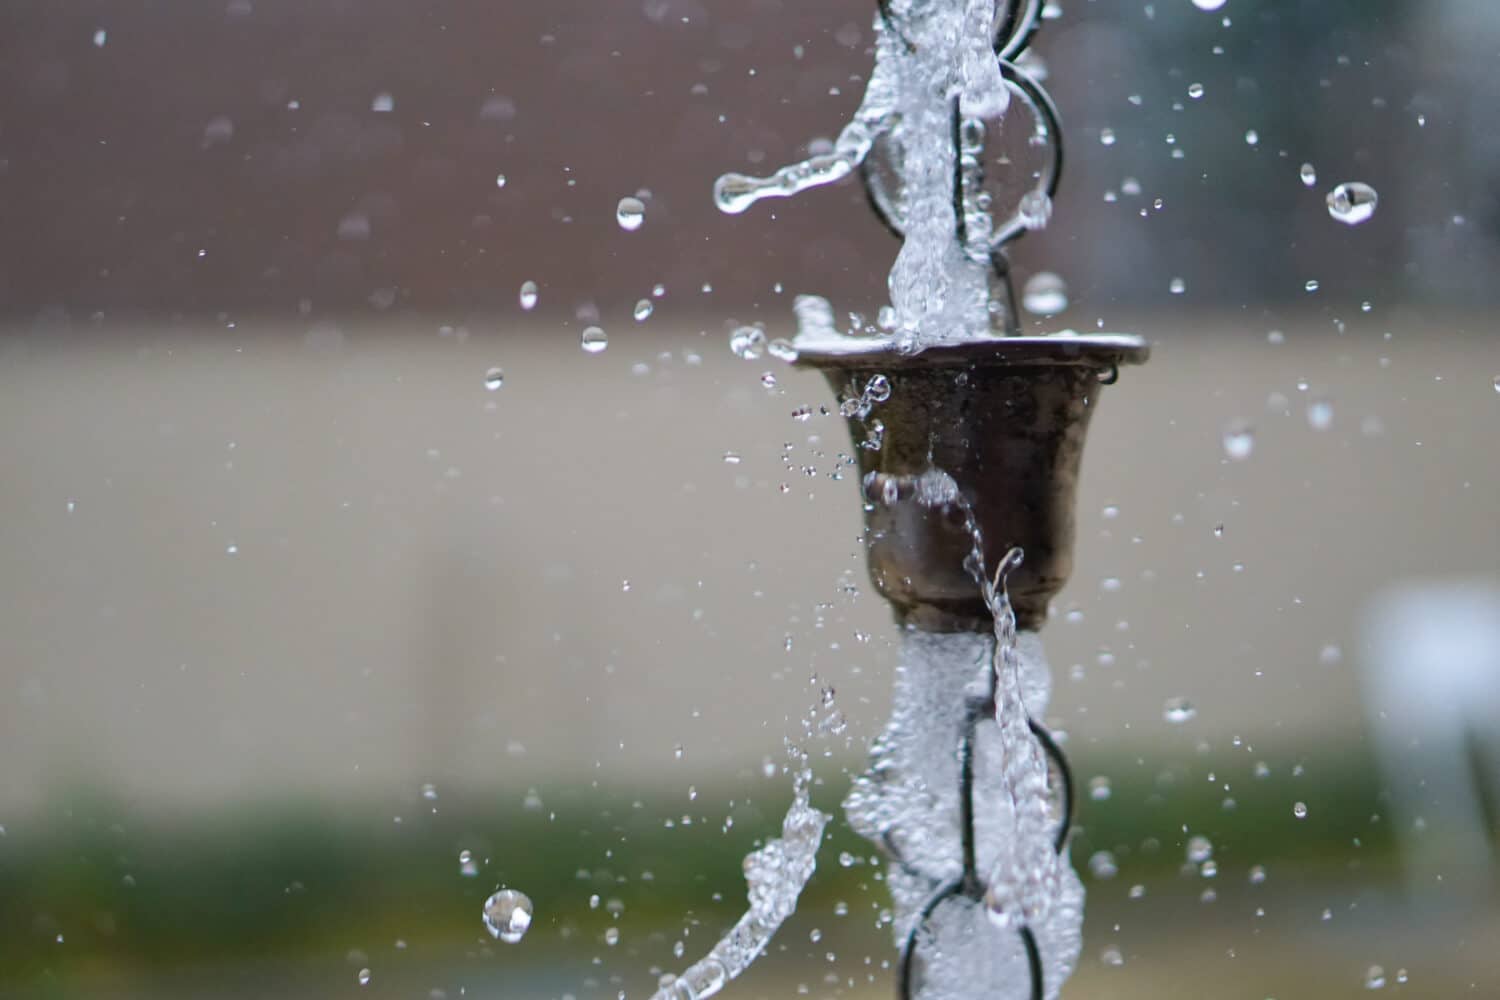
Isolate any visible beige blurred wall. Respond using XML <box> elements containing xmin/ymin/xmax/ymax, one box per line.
<box><xmin>0</xmin><ymin>315</ymin><xmax>1497</xmax><ymax>812</ymax></box>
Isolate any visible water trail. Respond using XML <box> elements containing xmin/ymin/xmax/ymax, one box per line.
<box><xmin>649</xmin><ymin>707</ymin><xmax>832</xmax><ymax>1000</ymax></box>
<box><xmin>844</xmin><ymin>471</ymin><xmax>1082</xmax><ymax>999</ymax></box>
<box><xmin>714</xmin><ymin>0</ymin><xmax>1015</xmax><ymax>351</ymax></box>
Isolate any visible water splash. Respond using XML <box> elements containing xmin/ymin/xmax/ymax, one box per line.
<box><xmin>650</xmin><ymin>715</ymin><xmax>831</xmax><ymax>1000</ymax></box>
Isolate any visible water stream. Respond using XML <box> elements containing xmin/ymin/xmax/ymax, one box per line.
<box><xmin>716</xmin><ymin>0</ymin><xmax>1014</xmax><ymax>350</ymax></box>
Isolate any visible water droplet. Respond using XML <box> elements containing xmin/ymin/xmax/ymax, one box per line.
<box><xmin>616</xmin><ymin>197</ymin><xmax>646</xmax><ymax>231</ymax></box>
<box><xmin>519</xmin><ymin>281</ymin><xmax>538</xmax><ymax>310</ymax></box>
<box><xmin>1169</xmin><ymin>277</ymin><xmax>1186</xmax><ymax>295</ymax></box>
<box><xmin>420</xmin><ymin>782</ymin><xmax>438</xmax><ymax>800</ymax></box>
<box><xmin>483</xmin><ymin>889</ymin><xmax>534</xmax><ymax>943</ymax></box>
<box><xmin>1186</xmin><ymin>835</ymin><xmax>1213</xmax><ymax>863</ymax></box>
<box><xmin>581</xmin><ymin>327</ymin><xmax>608</xmax><ymax>354</ymax></box>
<box><xmin>1099</xmin><ymin>128</ymin><xmax>1116</xmax><ymax>146</ymax></box>
<box><xmin>1244</xmin><ymin>129</ymin><xmax>1259</xmax><ymax>146</ymax></box>
<box><xmin>459</xmin><ymin>849</ymin><xmax>478</xmax><ymax>877</ymax></box>
<box><xmin>1018</xmin><ymin>191</ymin><xmax>1053</xmax><ymax>231</ymax></box>
<box><xmin>729</xmin><ymin>326</ymin><xmax>767</xmax><ymax>360</ymax></box>
<box><xmin>1022</xmin><ymin>272</ymin><xmax>1069</xmax><ymax>315</ymax></box>
<box><xmin>1188</xmin><ymin>82</ymin><xmax>1204</xmax><ymax>99</ymax></box>
<box><xmin>1307</xmin><ymin>397</ymin><xmax>1333</xmax><ymax>430</ymax></box>
<box><xmin>1492</xmin><ymin>375</ymin><xmax>1500</xmax><ymax>394</ymax></box>
<box><xmin>1088</xmin><ymin>850</ymin><xmax>1119</xmax><ymax>879</ymax></box>
<box><xmin>1293</xmin><ymin>801</ymin><xmax>1308</xmax><ymax>819</ymax></box>
<box><xmin>1326</xmin><ymin>182</ymin><xmax>1379</xmax><ymax>226</ymax></box>
<box><xmin>1364</xmin><ymin>965</ymin><xmax>1386</xmax><ymax>990</ymax></box>
<box><xmin>357</xmin><ymin>968</ymin><xmax>372</xmax><ymax>986</ymax></box>
<box><xmin>371</xmin><ymin>92</ymin><xmax>395</xmax><ymax>113</ymax></box>
<box><xmin>484</xmin><ymin>367</ymin><xmax>504</xmax><ymax>391</ymax></box>
<box><xmin>1305</xmin><ymin>278</ymin><xmax>1321</xmax><ymax>293</ymax></box>
<box><xmin>1300</xmin><ymin>163</ymin><xmax>1317</xmax><ymax>187</ymax></box>
<box><xmin>633</xmin><ymin>299</ymin><xmax>653</xmax><ymax>322</ymax></box>
<box><xmin>1192</xmin><ymin>0</ymin><xmax>1227</xmax><ymax>9</ymax></box>
<box><xmin>1248</xmin><ymin>864</ymin><xmax>1267</xmax><ymax>884</ymax></box>
<box><xmin>864</xmin><ymin>374</ymin><xmax>892</xmax><ymax>402</ymax></box>
<box><xmin>767</xmin><ymin>338</ymin><xmax>799</xmax><ymax>362</ymax></box>
<box><xmin>1222</xmin><ymin>421</ymin><xmax>1255</xmax><ymax>461</ymax></box>
<box><xmin>495</xmin><ymin>173</ymin><xmax>507</xmax><ymax>189</ymax></box>
<box><xmin>604</xmin><ymin>926</ymin><xmax>620</xmax><ymax>946</ymax></box>
<box><xmin>1100</xmin><ymin>945</ymin><xmax>1125</xmax><ymax>966</ymax></box>
<box><xmin>1164</xmin><ymin>697</ymin><xmax>1197</xmax><ymax>724</ymax></box>
<box><xmin>93</xmin><ymin>28</ymin><xmax>108</xmax><ymax>47</ymax></box>
<box><xmin>1089</xmin><ymin>776</ymin><xmax>1112</xmax><ymax>801</ymax></box>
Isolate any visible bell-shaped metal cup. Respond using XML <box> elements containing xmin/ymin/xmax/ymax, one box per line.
<box><xmin>797</xmin><ymin>335</ymin><xmax>1148</xmax><ymax>633</ymax></box>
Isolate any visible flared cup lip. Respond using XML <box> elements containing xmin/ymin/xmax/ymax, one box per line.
<box><xmin>791</xmin><ymin>332</ymin><xmax>1149</xmax><ymax>370</ymax></box>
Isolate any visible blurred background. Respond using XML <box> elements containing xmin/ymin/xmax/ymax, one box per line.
<box><xmin>2</xmin><ymin>0</ymin><xmax>1499</xmax><ymax>997</ymax></box>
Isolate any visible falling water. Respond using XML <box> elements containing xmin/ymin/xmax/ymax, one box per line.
<box><xmin>715</xmin><ymin>0</ymin><xmax>1015</xmax><ymax>350</ymax></box>
<box><xmin>844</xmin><ymin>472</ymin><xmax>1082</xmax><ymax>999</ymax></box>
<box><xmin>706</xmin><ymin>3</ymin><xmax>1085</xmax><ymax>994</ymax></box>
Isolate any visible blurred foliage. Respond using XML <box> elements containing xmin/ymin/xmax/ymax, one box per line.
<box><xmin>0</xmin><ymin>742</ymin><xmax>1397</xmax><ymax>995</ymax></box>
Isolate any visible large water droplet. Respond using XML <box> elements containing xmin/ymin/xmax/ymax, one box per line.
<box><xmin>1326</xmin><ymin>182</ymin><xmax>1379</xmax><ymax>226</ymax></box>
<box><xmin>616</xmin><ymin>197</ymin><xmax>646</xmax><ymax>231</ymax></box>
<box><xmin>1307</xmin><ymin>397</ymin><xmax>1333</xmax><ymax>430</ymax></box>
<box><xmin>1163</xmin><ymin>697</ymin><xmax>1198</xmax><ymax>723</ymax></box>
<box><xmin>1022</xmin><ymin>272</ymin><xmax>1069</xmax><ymax>315</ymax></box>
<box><xmin>1222</xmin><ymin>421</ymin><xmax>1255</xmax><ymax>461</ymax></box>
<box><xmin>483</xmin><ymin>889</ymin><xmax>534</xmax><ymax>943</ymax></box>
<box><xmin>519</xmin><ymin>281</ymin><xmax>538</xmax><ymax>311</ymax></box>
<box><xmin>729</xmin><ymin>326</ymin><xmax>767</xmax><ymax>360</ymax></box>
<box><xmin>1191</xmin><ymin>0</ymin><xmax>1227</xmax><ymax>9</ymax></box>
<box><xmin>484</xmin><ymin>367</ymin><xmax>504</xmax><ymax>391</ymax></box>
<box><xmin>581</xmin><ymin>326</ymin><xmax>608</xmax><ymax>354</ymax></box>
<box><xmin>1018</xmin><ymin>191</ymin><xmax>1053</xmax><ymax>231</ymax></box>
